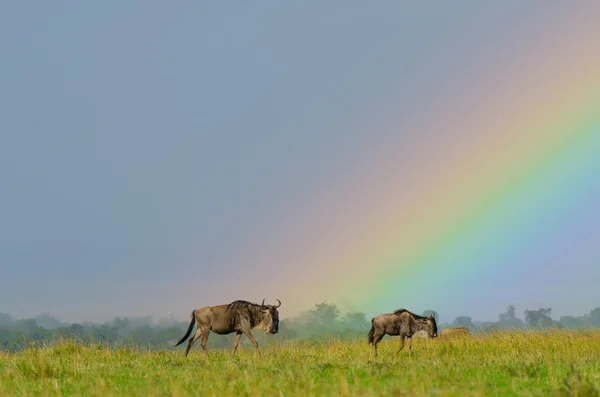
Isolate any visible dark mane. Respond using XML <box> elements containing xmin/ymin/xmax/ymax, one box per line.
<box><xmin>393</xmin><ymin>309</ymin><xmax>427</xmax><ymax>319</ymax></box>
<box><xmin>226</xmin><ymin>300</ymin><xmax>265</xmax><ymax>327</ymax></box>
<box><xmin>227</xmin><ymin>300</ymin><xmax>263</xmax><ymax>310</ymax></box>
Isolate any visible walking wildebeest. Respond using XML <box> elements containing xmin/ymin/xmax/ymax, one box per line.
<box><xmin>439</xmin><ymin>326</ymin><xmax>470</xmax><ymax>337</ymax></box>
<box><xmin>175</xmin><ymin>299</ymin><xmax>281</xmax><ymax>358</ymax></box>
<box><xmin>367</xmin><ymin>309</ymin><xmax>437</xmax><ymax>357</ymax></box>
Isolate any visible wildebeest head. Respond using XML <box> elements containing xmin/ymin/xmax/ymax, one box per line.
<box><xmin>259</xmin><ymin>298</ymin><xmax>281</xmax><ymax>334</ymax></box>
<box><xmin>419</xmin><ymin>312</ymin><xmax>438</xmax><ymax>338</ymax></box>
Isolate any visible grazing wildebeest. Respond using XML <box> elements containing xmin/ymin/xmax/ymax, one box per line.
<box><xmin>175</xmin><ymin>299</ymin><xmax>281</xmax><ymax>358</ymax></box>
<box><xmin>439</xmin><ymin>326</ymin><xmax>470</xmax><ymax>337</ymax></box>
<box><xmin>367</xmin><ymin>309</ymin><xmax>437</xmax><ymax>357</ymax></box>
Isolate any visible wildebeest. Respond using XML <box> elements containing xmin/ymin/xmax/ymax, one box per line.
<box><xmin>439</xmin><ymin>326</ymin><xmax>470</xmax><ymax>337</ymax></box>
<box><xmin>367</xmin><ymin>309</ymin><xmax>437</xmax><ymax>357</ymax></box>
<box><xmin>175</xmin><ymin>299</ymin><xmax>281</xmax><ymax>358</ymax></box>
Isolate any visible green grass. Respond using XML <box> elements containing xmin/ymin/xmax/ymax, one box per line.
<box><xmin>1</xmin><ymin>330</ymin><xmax>600</xmax><ymax>396</ymax></box>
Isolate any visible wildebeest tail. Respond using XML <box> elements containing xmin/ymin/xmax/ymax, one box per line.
<box><xmin>367</xmin><ymin>318</ymin><xmax>375</xmax><ymax>344</ymax></box>
<box><xmin>174</xmin><ymin>310</ymin><xmax>196</xmax><ymax>347</ymax></box>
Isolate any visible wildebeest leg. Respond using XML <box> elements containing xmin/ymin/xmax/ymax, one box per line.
<box><xmin>372</xmin><ymin>331</ymin><xmax>385</xmax><ymax>357</ymax></box>
<box><xmin>243</xmin><ymin>330</ymin><xmax>262</xmax><ymax>358</ymax></box>
<box><xmin>200</xmin><ymin>329</ymin><xmax>210</xmax><ymax>358</ymax></box>
<box><xmin>185</xmin><ymin>328</ymin><xmax>203</xmax><ymax>357</ymax></box>
<box><xmin>394</xmin><ymin>335</ymin><xmax>405</xmax><ymax>357</ymax></box>
<box><xmin>231</xmin><ymin>331</ymin><xmax>242</xmax><ymax>358</ymax></box>
<box><xmin>407</xmin><ymin>336</ymin><xmax>412</xmax><ymax>358</ymax></box>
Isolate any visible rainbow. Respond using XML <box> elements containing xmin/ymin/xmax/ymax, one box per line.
<box><xmin>315</xmin><ymin>95</ymin><xmax>600</xmax><ymax>317</ymax></box>
<box><xmin>188</xmin><ymin>7</ymin><xmax>600</xmax><ymax>322</ymax></box>
<box><xmin>258</xmin><ymin>10</ymin><xmax>600</xmax><ymax>320</ymax></box>
<box><xmin>365</xmin><ymin>97</ymin><xmax>600</xmax><ymax>313</ymax></box>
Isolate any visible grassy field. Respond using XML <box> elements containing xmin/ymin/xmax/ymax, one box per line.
<box><xmin>1</xmin><ymin>330</ymin><xmax>600</xmax><ymax>396</ymax></box>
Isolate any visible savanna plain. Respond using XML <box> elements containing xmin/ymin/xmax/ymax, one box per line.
<box><xmin>1</xmin><ymin>331</ymin><xmax>599</xmax><ymax>397</ymax></box>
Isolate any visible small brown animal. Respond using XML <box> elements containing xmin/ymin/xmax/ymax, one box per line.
<box><xmin>175</xmin><ymin>299</ymin><xmax>281</xmax><ymax>358</ymax></box>
<box><xmin>367</xmin><ymin>309</ymin><xmax>438</xmax><ymax>357</ymax></box>
<box><xmin>413</xmin><ymin>330</ymin><xmax>432</xmax><ymax>339</ymax></box>
<box><xmin>439</xmin><ymin>326</ymin><xmax>470</xmax><ymax>337</ymax></box>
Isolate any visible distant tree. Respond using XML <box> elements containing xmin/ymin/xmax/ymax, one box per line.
<box><xmin>310</xmin><ymin>303</ymin><xmax>340</xmax><ymax>326</ymax></box>
<box><xmin>56</xmin><ymin>323</ymin><xmax>86</xmax><ymax>340</ymax></box>
<box><xmin>14</xmin><ymin>319</ymin><xmax>38</xmax><ymax>330</ymax></box>
<box><xmin>452</xmin><ymin>316</ymin><xmax>476</xmax><ymax>330</ymax></box>
<box><xmin>587</xmin><ymin>308</ymin><xmax>600</xmax><ymax>327</ymax></box>
<box><xmin>0</xmin><ymin>328</ymin><xmax>11</xmax><ymax>348</ymax></box>
<box><xmin>499</xmin><ymin>305</ymin><xmax>516</xmax><ymax>322</ymax></box>
<box><xmin>292</xmin><ymin>310</ymin><xmax>316</xmax><ymax>325</ymax></box>
<box><xmin>21</xmin><ymin>323</ymin><xmax>52</xmax><ymax>342</ymax></box>
<box><xmin>112</xmin><ymin>317</ymin><xmax>131</xmax><ymax>331</ymax></box>
<box><xmin>524</xmin><ymin>308</ymin><xmax>554</xmax><ymax>328</ymax></box>
<box><xmin>497</xmin><ymin>305</ymin><xmax>525</xmax><ymax>329</ymax></box>
<box><xmin>152</xmin><ymin>325</ymin><xmax>189</xmax><ymax>346</ymax></box>
<box><xmin>130</xmin><ymin>325</ymin><xmax>155</xmax><ymax>345</ymax></box>
<box><xmin>342</xmin><ymin>312</ymin><xmax>369</xmax><ymax>330</ymax></box>
<box><xmin>35</xmin><ymin>313</ymin><xmax>64</xmax><ymax>329</ymax></box>
<box><xmin>479</xmin><ymin>322</ymin><xmax>500</xmax><ymax>332</ymax></box>
<box><xmin>0</xmin><ymin>328</ymin><xmax>26</xmax><ymax>350</ymax></box>
<box><xmin>90</xmin><ymin>323</ymin><xmax>120</xmax><ymax>343</ymax></box>
<box><xmin>558</xmin><ymin>316</ymin><xmax>586</xmax><ymax>329</ymax></box>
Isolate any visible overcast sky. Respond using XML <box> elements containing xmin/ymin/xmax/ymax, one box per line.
<box><xmin>2</xmin><ymin>2</ymin><xmax>599</xmax><ymax>323</ymax></box>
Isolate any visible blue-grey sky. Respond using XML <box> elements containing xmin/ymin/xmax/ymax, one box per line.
<box><xmin>2</xmin><ymin>2</ymin><xmax>599</xmax><ymax>323</ymax></box>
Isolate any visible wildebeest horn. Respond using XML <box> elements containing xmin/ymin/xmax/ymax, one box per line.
<box><xmin>430</xmin><ymin>311</ymin><xmax>434</xmax><ymax>318</ymax></box>
<box><xmin>261</xmin><ymin>298</ymin><xmax>265</xmax><ymax>306</ymax></box>
<box><xmin>275</xmin><ymin>299</ymin><xmax>281</xmax><ymax>308</ymax></box>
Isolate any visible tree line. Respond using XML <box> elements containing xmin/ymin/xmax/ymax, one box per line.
<box><xmin>1</xmin><ymin>304</ymin><xmax>600</xmax><ymax>351</ymax></box>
